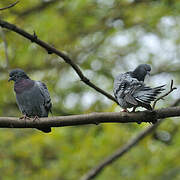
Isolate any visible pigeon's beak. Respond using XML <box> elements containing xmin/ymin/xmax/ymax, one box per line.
<box><xmin>8</xmin><ymin>77</ymin><xmax>13</xmax><ymax>82</ymax></box>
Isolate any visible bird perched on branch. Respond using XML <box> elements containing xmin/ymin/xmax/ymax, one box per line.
<box><xmin>9</xmin><ymin>69</ymin><xmax>52</xmax><ymax>133</ymax></box>
<box><xmin>114</xmin><ymin>64</ymin><xmax>165</xmax><ymax>112</ymax></box>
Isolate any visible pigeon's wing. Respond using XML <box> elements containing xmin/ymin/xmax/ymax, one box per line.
<box><xmin>36</xmin><ymin>81</ymin><xmax>52</xmax><ymax>114</ymax></box>
<box><xmin>35</xmin><ymin>81</ymin><xmax>52</xmax><ymax>133</ymax></box>
<box><xmin>124</xmin><ymin>94</ymin><xmax>138</xmax><ymax>106</ymax></box>
<box><xmin>114</xmin><ymin>72</ymin><xmax>165</xmax><ymax>109</ymax></box>
<box><xmin>113</xmin><ymin>73</ymin><xmax>126</xmax><ymax>100</ymax></box>
<box><xmin>114</xmin><ymin>73</ymin><xmax>142</xmax><ymax>106</ymax></box>
<box><xmin>133</xmin><ymin>85</ymin><xmax>165</xmax><ymax>105</ymax></box>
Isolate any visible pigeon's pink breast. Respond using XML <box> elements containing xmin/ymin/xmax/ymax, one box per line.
<box><xmin>14</xmin><ymin>79</ymin><xmax>34</xmax><ymax>94</ymax></box>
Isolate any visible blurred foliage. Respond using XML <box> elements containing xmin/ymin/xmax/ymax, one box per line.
<box><xmin>0</xmin><ymin>0</ymin><xmax>180</xmax><ymax>179</ymax></box>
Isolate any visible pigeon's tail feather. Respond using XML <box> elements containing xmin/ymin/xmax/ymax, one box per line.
<box><xmin>135</xmin><ymin>85</ymin><xmax>165</xmax><ymax>105</ymax></box>
<box><xmin>37</xmin><ymin>127</ymin><xmax>51</xmax><ymax>133</ymax></box>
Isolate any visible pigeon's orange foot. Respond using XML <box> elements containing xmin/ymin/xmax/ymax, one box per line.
<box><xmin>19</xmin><ymin>115</ymin><xmax>30</xmax><ymax>120</ymax></box>
<box><xmin>19</xmin><ymin>115</ymin><xmax>30</xmax><ymax>127</ymax></box>
<box><xmin>32</xmin><ymin>115</ymin><xmax>40</xmax><ymax>123</ymax></box>
<box><xmin>122</xmin><ymin>109</ymin><xmax>129</xmax><ymax>112</ymax></box>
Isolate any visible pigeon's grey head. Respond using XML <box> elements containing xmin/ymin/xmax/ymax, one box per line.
<box><xmin>8</xmin><ymin>69</ymin><xmax>30</xmax><ymax>82</ymax></box>
<box><xmin>132</xmin><ymin>64</ymin><xmax>151</xmax><ymax>81</ymax></box>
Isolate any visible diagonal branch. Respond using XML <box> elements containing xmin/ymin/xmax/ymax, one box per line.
<box><xmin>80</xmin><ymin>122</ymin><xmax>160</xmax><ymax>180</ymax></box>
<box><xmin>0</xmin><ymin>1</ymin><xmax>19</xmax><ymax>11</ymax></box>
<box><xmin>0</xmin><ymin>106</ymin><xmax>180</xmax><ymax>129</ymax></box>
<box><xmin>80</xmin><ymin>99</ymin><xmax>180</xmax><ymax>180</ymax></box>
<box><xmin>0</xmin><ymin>19</ymin><xmax>117</xmax><ymax>104</ymax></box>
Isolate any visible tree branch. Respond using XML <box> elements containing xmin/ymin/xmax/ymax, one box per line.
<box><xmin>0</xmin><ymin>106</ymin><xmax>180</xmax><ymax>129</ymax></box>
<box><xmin>0</xmin><ymin>19</ymin><xmax>117</xmax><ymax>104</ymax></box>
<box><xmin>80</xmin><ymin>99</ymin><xmax>180</xmax><ymax>180</ymax></box>
<box><xmin>0</xmin><ymin>1</ymin><xmax>19</xmax><ymax>11</ymax></box>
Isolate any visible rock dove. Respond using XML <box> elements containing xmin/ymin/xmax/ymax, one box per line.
<box><xmin>9</xmin><ymin>69</ymin><xmax>52</xmax><ymax>133</ymax></box>
<box><xmin>114</xmin><ymin>64</ymin><xmax>165</xmax><ymax>112</ymax></box>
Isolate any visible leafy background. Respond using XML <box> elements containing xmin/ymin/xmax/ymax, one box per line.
<box><xmin>0</xmin><ymin>0</ymin><xmax>180</xmax><ymax>179</ymax></box>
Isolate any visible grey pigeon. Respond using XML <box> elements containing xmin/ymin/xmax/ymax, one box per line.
<box><xmin>9</xmin><ymin>69</ymin><xmax>52</xmax><ymax>133</ymax></box>
<box><xmin>114</xmin><ymin>64</ymin><xmax>165</xmax><ymax>111</ymax></box>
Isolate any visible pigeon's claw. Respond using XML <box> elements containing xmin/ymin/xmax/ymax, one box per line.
<box><xmin>19</xmin><ymin>115</ymin><xmax>31</xmax><ymax>120</ymax></box>
<box><xmin>122</xmin><ymin>109</ymin><xmax>129</xmax><ymax>112</ymax></box>
<box><xmin>19</xmin><ymin>115</ymin><xmax>30</xmax><ymax>128</ymax></box>
<box><xmin>33</xmin><ymin>115</ymin><xmax>40</xmax><ymax>123</ymax></box>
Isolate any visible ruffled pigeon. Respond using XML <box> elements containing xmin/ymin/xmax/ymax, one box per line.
<box><xmin>114</xmin><ymin>64</ymin><xmax>165</xmax><ymax>112</ymax></box>
<box><xmin>9</xmin><ymin>69</ymin><xmax>52</xmax><ymax>133</ymax></box>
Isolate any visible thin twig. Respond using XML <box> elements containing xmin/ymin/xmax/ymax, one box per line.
<box><xmin>0</xmin><ymin>1</ymin><xmax>19</xmax><ymax>11</ymax></box>
<box><xmin>0</xmin><ymin>19</ymin><xmax>118</xmax><ymax>104</ymax></box>
<box><xmin>152</xmin><ymin>80</ymin><xmax>177</xmax><ymax>109</ymax></box>
<box><xmin>80</xmin><ymin>98</ymin><xmax>180</xmax><ymax>180</ymax></box>
<box><xmin>0</xmin><ymin>28</ymin><xmax>9</xmax><ymax>69</ymax></box>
